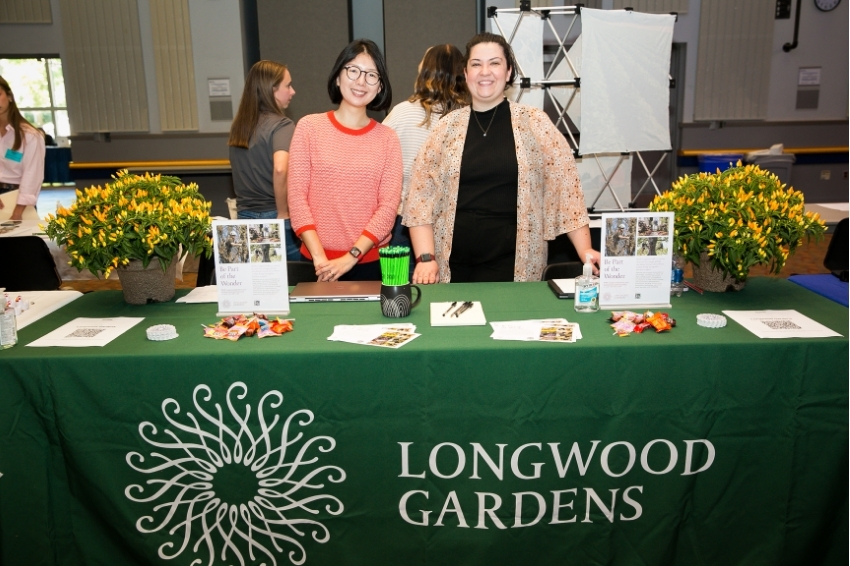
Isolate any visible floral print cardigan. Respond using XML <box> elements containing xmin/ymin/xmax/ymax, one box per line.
<box><xmin>402</xmin><ymin>101</ymin><xmax>589</xmax><ymax>282</ymax></box>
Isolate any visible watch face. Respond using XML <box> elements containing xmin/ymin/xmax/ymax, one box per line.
<box><xmin>814</xmin><ymin>0</ymin><xmax>840</xmax><ymax>11</ymax></box>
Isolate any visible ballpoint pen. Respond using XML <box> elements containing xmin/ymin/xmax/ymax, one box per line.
<box><xmin>447</xmin><ymin>302</ymin><xmax>465</xmax><ymax>317</ymax></box>
<box><xmin>453</xmin><ymin>302</ymin><xmax>474</xmax><ymax>317</ymax></box>
<box><xmin>442</xmin><ymin>301</ymin><xmax>457</xmax><ymax>316</ymax></box>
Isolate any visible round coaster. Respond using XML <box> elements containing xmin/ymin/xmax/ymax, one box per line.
<box><xmin>147</xmin><ymin>324</ymin><xmax>178</xmax><ymax>341</ymax></box>
<box><xmin>697</xmin><ymin>313</ymin><xmax>727</xmax><ymax>328</ymax></box>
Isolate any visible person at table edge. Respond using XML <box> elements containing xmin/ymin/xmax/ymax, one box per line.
<box><xmin>403</xmin><ymin>32</ymin><xmax>599</xmax><ymax>284</ymax></box>
<box><xmin>0</xmin><ymin>75</ymin><xmax>46</xmax><ymax>221</ymax></box>
<box><xmin>288</xmin><ymin>39</ymin><xmax>402</xmax><ymax>282</ymax></box>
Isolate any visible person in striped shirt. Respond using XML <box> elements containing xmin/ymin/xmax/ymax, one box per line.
<box><xmin>383</xmin><ymin>44</ymin><xmax>468</xmax><ymax>261</ymax></box>
<box><xmin>288</xmin><ymin>39</ymin><xmax>403</xmax><ymax>282</ymax></box>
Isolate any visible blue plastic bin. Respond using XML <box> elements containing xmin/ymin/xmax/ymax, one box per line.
<box><xmin>698</xmin><ymin>154</ymin><xmax>743</xmax><ymax>174</ymax></box>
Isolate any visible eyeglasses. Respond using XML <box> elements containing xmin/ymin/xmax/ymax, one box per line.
<box><xmin>343</xmin><ymin>65</ymin><xmax>380</xmax><ymax>86</ymax></box>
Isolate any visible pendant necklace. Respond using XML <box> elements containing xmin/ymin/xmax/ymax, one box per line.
<box><xmin>472</xmin><ymin>104</ymin><xmax>498</xmax><ymax>137</ymax></box>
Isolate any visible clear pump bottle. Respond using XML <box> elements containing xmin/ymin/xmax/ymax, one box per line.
<box><xmin>0</xmin><ymin>308</ymin><xmax>17</xmax><ymax>349</ymax></box>
<box><xmin>574</xmin><ymin>253</ymin><xmax>600</xmax><ymax>313</ymax></box>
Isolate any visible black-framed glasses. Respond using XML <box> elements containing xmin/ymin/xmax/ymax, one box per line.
<box><xmin>343</xmin><ymin>65</ymin><xmax>380</xmax><ymax>86</ymax></box>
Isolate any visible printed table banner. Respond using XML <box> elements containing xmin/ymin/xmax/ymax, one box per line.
<box><xmin>0</xmin><ymin>280</ymin><xmax>846</xmax><ymax>565</ymax></box>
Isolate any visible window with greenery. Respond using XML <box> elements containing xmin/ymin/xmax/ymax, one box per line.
<box><xmin>0</xmin><ymin>57</ymin><xmax>69</xmax><ymax>142</ymax></box>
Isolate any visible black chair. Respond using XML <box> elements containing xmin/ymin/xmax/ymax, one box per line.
<box><xmin>287</xmin><ymin>261</ymin><xmax>318</xmax><ymax>284</ymax></box>
<box><xmin>541</xmin><ymin>261</ymin><xmax>584</xmax><ymax>280</ymax></box>
<box><xmin>824</xmin><ymin>217</ymin><xmax>848</xmax><ymax>281</ymax></box>
<box><xmin>0</xmin><ymin>236</ymin><xmax>63</xmax><ymax>291</ymax></box>
<box><xmin>195</xmin><ymin>252</ymin><xmax>216</xmax><ymax>286</ymax></box>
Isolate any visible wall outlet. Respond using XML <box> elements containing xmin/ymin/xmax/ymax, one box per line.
<box><xmin>820</xmin><ymin>170</ymin><xmax>831</xmax><ymax>181</ymax></box>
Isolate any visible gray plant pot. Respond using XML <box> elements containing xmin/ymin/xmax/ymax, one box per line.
<box><xmin>116</xmin><ymin>259</ymin><xmax>177</xmax><ymax>304</ymax></box>
<box><xmin>691</xmin><ymin>252</ymin><xmax>746</xmax><ymax>292</ymax></box>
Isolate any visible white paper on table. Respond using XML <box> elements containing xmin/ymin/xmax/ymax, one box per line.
<box><xmin>7</xmin><ymin>290</ymin><xmax>83</xmax><ymax>329</ymax></box>
<box><xmin>490</xmin><ymin>319</ymin><xmax>582</xmax><ymax>342</ymax></box>
<box><xmin>430</xmin><ymin>302</ymin><xmax>486</xmax><ymax>326</ymax></box>
<box><xmin>0</xmin><ymin>218</ymin><xmax>41</xmax><ymax>237</ymax></box>
<box><xmin>176</xmin><ymin>285</ymin><xmax>219</xmax><ymax>304</ymax></box>
<box><xmin>722</xmin><ymin>310</ymin><xmax>842</xmax><ymax>339</ymax></box>
<box><xmin>26</xmin><ymin>317</ymin><xmax>144</xmax><ymax>347</ymax></box>
<box><xmin>328</xmin><ymin>323</ymin><xmax>419</xmax><ymax>348</ymax></box>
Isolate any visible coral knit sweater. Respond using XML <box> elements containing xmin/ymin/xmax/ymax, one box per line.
<box><xmin>288</xmin><ymin>111</ymin><xmax>403</xmax><ymax>263</ymax></box>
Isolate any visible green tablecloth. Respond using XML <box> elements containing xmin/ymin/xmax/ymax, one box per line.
<box><xmin>1</xmin><ymin>279</ymin><xmax>847</xmax><ymax>565</ymax></box>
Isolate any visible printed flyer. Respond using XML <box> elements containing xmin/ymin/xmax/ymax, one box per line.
<box><xmin>212</xmin><ymin>219</ymin><xmax>290</xmax><ymax>315</ymax></box>
<box><xmin>599</xmin><ymin>212</ymin><xmax>674</xmax><ymax>309</ymax></box>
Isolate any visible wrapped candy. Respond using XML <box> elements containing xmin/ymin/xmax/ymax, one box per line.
<box><xmin>609</xmin><ymin>310</ymin><xmax>675</xmax><ymax>336</ymax></box>
<box><xmin>646</xmin><ymin>312</ymin><xmax>674</xmax><ymax>333</ymax></box>
<box><xmin>203</xmin><ymin>314</ymin><xmax>294</xmax><ymax>341</ymax></box>
<box><xmin>611</xmin><ymin>319</ymin><xmax>636</xmax><ymax>337</ymax></box>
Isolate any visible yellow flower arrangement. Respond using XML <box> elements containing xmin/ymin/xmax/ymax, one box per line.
<box><xmin>43</xmin><ymin>170</ymin><xmax>212</xmax><ymax>279</ymax></box>
<box><xmin>649</xmin><ymin>162</ymin><xmax>825</xmax><ymax>281</ymax></box>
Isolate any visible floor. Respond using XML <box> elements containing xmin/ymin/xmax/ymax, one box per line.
<box><xmin>36</xmin><ymin>187</ymin><xmax>838</xmax><ymax>294</ymax></box>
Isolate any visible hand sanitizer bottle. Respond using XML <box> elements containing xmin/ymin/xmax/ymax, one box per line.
<box><xmin>574</xmin><ymin>253</ymin><xmax>599</xmax><ymax>313</ymax></box>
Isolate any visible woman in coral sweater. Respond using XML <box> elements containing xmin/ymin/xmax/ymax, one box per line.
<box><xmin>288</xmin><ymin>39</ymin><xmax>402</xmax><ymax>282</ymax></box>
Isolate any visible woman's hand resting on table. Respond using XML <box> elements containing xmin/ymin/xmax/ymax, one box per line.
<box><xmin>412</xmin><ymin>261</ymin><xmax>439</xmax><ymax>284</ymax></box>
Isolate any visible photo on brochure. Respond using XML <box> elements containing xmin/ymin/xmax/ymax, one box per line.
<box><xmin>248</xmin><ymin>222</ymin><xmax>281</xmax><ymax>243</ymax></box>
<box><xmin>539</xmin><ymin>324</ymin><xmax>575</xmax><ymax>342</ymax></box>
<box><xmin>216</xmin><ymin>224</ymin><xmax>249</xmax><ymax>264</ymax></box>
<box><xmin>368</xmin><ymin>330</ymin><xmax>417</xmax><ymax>348</ymax></box>
<box><xmin>635</xmin><ymin>216</ymin><xmax>670</xmax><ymax>257</ymax></box>
<box><xmin>605</xmin><ymin>217</ymin><xmax>637</xmax><ymax>257</ymax></box>
<box><xmin>250</xmin><ymin>243</ymin><xmax>283</xmax><ymax>263</ymax></box>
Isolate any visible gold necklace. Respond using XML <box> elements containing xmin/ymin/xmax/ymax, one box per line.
<box><xmin>472</xmin><ymin>104</ymin><xmax>498</xmax><ymax>137</ymax></box>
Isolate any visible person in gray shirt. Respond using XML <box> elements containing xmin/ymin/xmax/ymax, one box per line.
<box><xmin>228</xmin><ymin>60</ymin><xmax>300</xmax><ymax>260</ymax></box>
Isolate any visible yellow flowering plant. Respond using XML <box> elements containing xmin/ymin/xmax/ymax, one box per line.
<box><xmin>43</xmin><ymin>170</ymin><xmax>212</xmax><ymax>279</ymax></box>
<box><xmin>649</xmin><ymin>162</ymin><xmax>825</xmax><ymax>281</ymax></box>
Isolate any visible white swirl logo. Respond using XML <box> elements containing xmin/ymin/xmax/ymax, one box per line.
<box><xmin>125</xmin><ymin>382</ymin><xmax>345</xmax><ymax>566</ymax></box>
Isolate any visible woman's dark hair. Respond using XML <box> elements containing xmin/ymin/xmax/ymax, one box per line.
<box><xmin>228</xmin><ymin>60</ymin><xmax>287</xmax><ymax>149</ymax></box>
<box><xmin>0</xmin><ymin>75</ymin><xmax>40</xmax><ymax>151</ymax></box>
<box><xmin>464</xmin><ymin>32</ymin><xmax>518</xmax><ymax>88</ymax></box>
<box><xmin>327</xmin><ymin>39</ymin><xmax>392</xmax><ymax>112</ymax></box>
<box><xmin>410</xmin><ymin>44</ymin><xmax>468</xmax><ymax>128</ymax></box>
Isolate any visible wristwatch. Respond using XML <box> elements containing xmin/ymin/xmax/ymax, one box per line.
<box><xmin>416</xmin><ymin>253</ymin><xmax>434</xmax><ymax>263</ymax></box>
<box><xmin>348</xmin><ymin>246</ymin><xmax>362</xmax><ymax>259</ymax></box>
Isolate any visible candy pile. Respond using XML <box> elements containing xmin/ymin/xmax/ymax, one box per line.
<box><xmin>203</xmin><ymin>314</ymin><xmax>293</xmax><ymax>341</ymax></box>
<box><xmin>609</xmin><ymin>311</ymin><xmax>676</xmax><ymax>337</ymax></box>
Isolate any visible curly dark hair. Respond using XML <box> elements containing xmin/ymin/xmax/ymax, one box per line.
<box><xmin>409</xmin><ymin>44</ymin><xmax>468</xmax><ymax>127</ymax></box>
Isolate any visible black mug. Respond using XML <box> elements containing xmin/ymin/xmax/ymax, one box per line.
<box><xmin>380</xmin><ymin>284</ymin><xmax>421</xmax><ymax>318</ymax></box>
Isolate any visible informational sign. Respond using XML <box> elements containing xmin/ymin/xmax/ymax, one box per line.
<box><xmin>207</xmin><ymin>78</ymin><xmax>231</xmax><ymax>97</ymax></box>
<box><xmin>212</xmin><ymin>219</ymin><xmax>290</xmax><ymax>315</ymax></box>
<box><xmin>599</xmin><ymin>212</ymin><xmax>674</xmax><ymax>309</ymax></box>
<box><xmin>797</xmin><ymin>67</ymin><xmax>821</xmax><ymax>87</ymax></box>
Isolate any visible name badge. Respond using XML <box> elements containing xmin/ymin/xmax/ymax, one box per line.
<box><xmin>4</xmin><ymin>148</ymin><xmax>23</xmax><ymax>163</ymax></box>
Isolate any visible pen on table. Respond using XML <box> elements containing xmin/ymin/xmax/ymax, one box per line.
<box><xmin>453</xmin><ymin>301</ymin><xmax>474</xmax><ymax>317</ymax></box>
<box><xmin>684</xmin><ymin>280</ymin><xmax>704</xmax><ymax>295</ymax></box>
<box><xmin>442</xmin><ymin>301</ymin><xmax>457</xmax><ymax>316</ymax></box>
